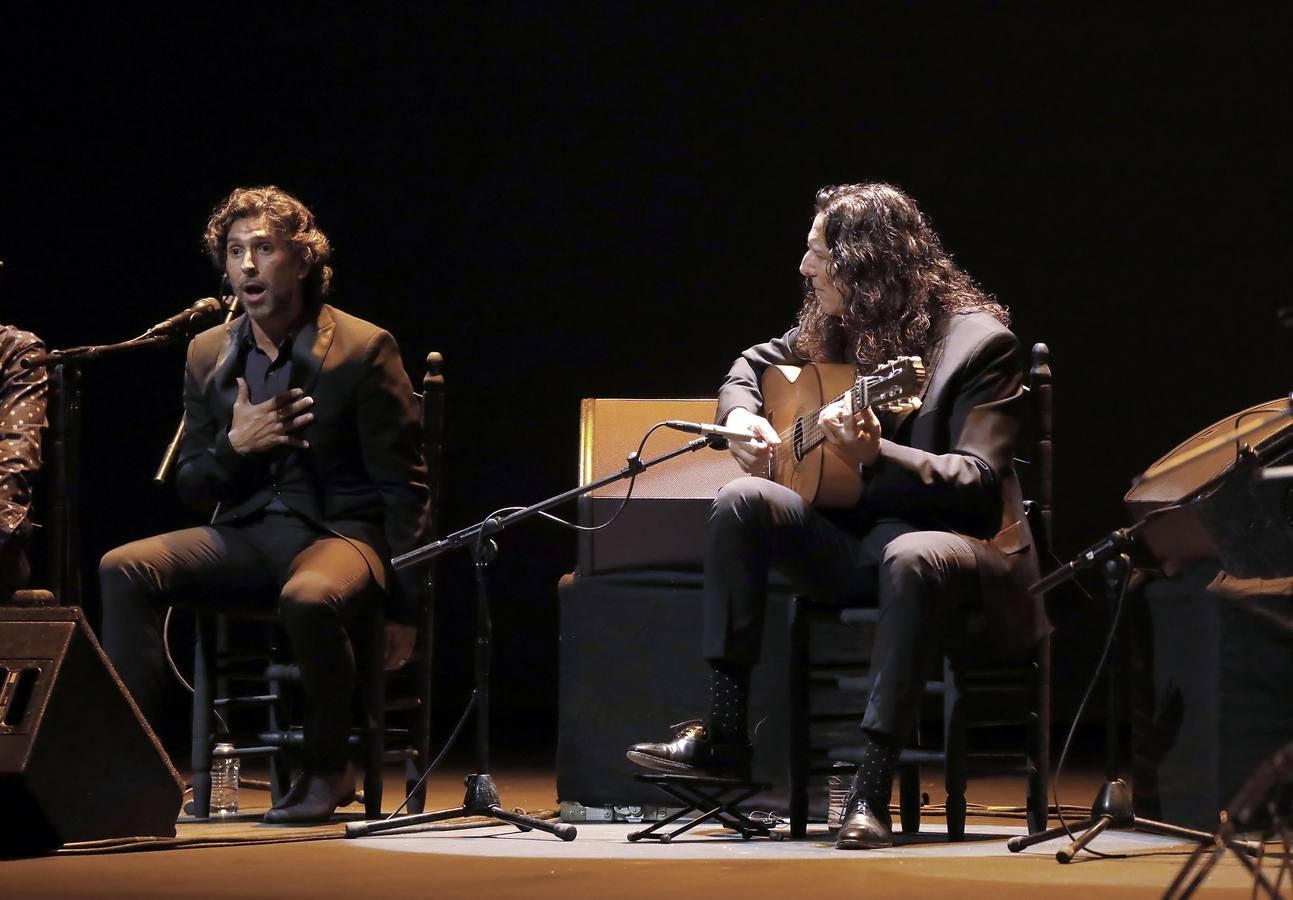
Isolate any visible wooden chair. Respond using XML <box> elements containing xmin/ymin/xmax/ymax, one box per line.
<box><xmin>787</xmin><ymin>343</ymin><xmax>1054</xmax><ymax>839</ymax></box>
<box><xmin>189</xmin><ymin>351</ymin><xmax>444</xmax><ymax>819</ymax></box>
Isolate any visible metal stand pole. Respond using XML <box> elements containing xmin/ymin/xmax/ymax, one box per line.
<box><xmin>346</xmin><ymin>432</ymin><xmax>726</xmax><ymax>842</ymax></box>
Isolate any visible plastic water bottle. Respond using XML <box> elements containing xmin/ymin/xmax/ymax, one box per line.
<box><xmin>826</xmin><ymin>762</ymin><xmax>853</xmax><ymax>830</ymax></box>
<box><xmin>210</xmin><ymin>742</ymin><xmax>240</xmax><ymax>816</ymax></box>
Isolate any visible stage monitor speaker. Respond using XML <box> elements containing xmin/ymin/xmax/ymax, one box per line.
<box><xmin>1125</xmin><ymin>397</ymin><xmax>1293</xmax><ymax>577</ymax></box>
<box><xmin>0</xmin><ymin>606</ymin><xmax>183</xmax><ymax>857</ymax></box>
<box><xmin>576</xmin><ymin>398</ymin><xmax>743</xmax><ymax>574</ymax></box>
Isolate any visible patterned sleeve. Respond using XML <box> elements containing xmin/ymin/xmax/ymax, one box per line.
<box><xmin>0</xmin><ymin>328</ymin><xmax>48</xmax><ymax>545</ymax></box>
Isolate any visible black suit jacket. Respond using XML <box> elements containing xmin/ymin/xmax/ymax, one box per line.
<box><xmin>176</xmin><ymin>304</ymin><xmax>430</xmax><ymax>622</ymax></box>
<box><xmin>716</xmin><ymin>311</ymin><xmax>1047</xmax><ymax>653</ymax></box>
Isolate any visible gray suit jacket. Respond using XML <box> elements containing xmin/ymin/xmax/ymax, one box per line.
<box><xmin>716</xmin><ymin>311</ymin><xmax>1047</xmax><ymax>653</ymax></box>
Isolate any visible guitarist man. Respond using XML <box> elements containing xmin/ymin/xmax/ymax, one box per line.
<box><xmin>627</xmin><ymin>183</ymin><xmax>1046</xmax><ymax>849</ymax></box>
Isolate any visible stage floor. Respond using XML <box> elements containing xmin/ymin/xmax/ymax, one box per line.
<box><xmin>3</xmin><ymin>766</ymin><xmax>1281</xmax><ymax>899</ymax></box>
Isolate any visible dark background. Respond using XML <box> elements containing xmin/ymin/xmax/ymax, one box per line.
<box><xmin>2</xmin><ymin>5</ymin><xmax>1289</xmax><ymax>758</ymax></box>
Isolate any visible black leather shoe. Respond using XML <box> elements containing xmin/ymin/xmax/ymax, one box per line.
<box><xmin>270</xmin><ymin>772</ymin><xmax>313</xmax><ymax>811</ymax></box>
<box><xmin>262</xmin><ymin>771</ymin><xmax>356</xmax><ymax>825</ymax></box>
<box><xmin>835</xmin><ymin>795</ymin><xmax>892</xmax><ymax>849</ymax></box>
<box><xmin>625</xmin><ymin>719</ymin><xmax>752</xmax><ymax>778</ymax></box>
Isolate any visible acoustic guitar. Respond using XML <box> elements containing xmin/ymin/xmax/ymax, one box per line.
<box><xmin>760</xmin><ymin>357</ymin><xmax>926</xmax><ymax>507</ymax></box>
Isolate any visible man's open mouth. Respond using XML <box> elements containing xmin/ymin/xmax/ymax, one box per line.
<box><xmin>242</xmin><ymin>282</ymin><xmax>267</xmax><ymax>299</ymax></box>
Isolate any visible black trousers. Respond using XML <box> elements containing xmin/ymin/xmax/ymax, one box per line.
<box><xmin>703</xmin><ymin>477</ymin><xmax>978</xmax><ymax>741</ymax></box>
<box><xmin>99</xmin><ymin>510</ymin><xmax>383</xmax><ymax>773</ymax></box>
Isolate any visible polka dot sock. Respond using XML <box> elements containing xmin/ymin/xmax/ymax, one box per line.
<box><xmin>851</xmin><ymin>731</ymin><xmax>900</xmax><ymax>802</ymax></box>
<box><xmin>707</xmin><ymin>661</ymin><xmax>751</xmax><ymax>744</ymax></box>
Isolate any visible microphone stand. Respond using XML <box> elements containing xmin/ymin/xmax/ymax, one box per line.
<box><xmin>22</xmin><ymin>329</ymin><xmax>198</xmax><ymax>606</ymax></box>
<box><xmin>154</xmin><ymin>297</ymin><xmax>239</xmax><ymax>484</ymax></box>
<box><xmin>345</xmin><ymin>431</ymin><xmax>731</xmax><ymax>842</ymax></box>
<box><xmin>23</xmin><ymin>334</ymin><xmax>185</xmax><ymax>369</ymax></box>
<box><xmin>1007</xmin><ymin>545</ymin><xmax>1233</xmax><ymax>862</ymax></box>
<box><xmin>1005</xmin><ymin>433</ymin><xmax>1292</xmax><ymax>863</ymax></box>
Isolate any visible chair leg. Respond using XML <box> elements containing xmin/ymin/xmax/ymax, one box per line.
<box><xmin>407</xmin><ymin>590</ymin><xmax>434</xmax><ymax>815</ymax></box>
<box><xmin>943</xmin><ymin>657</ymin><xmax>967</xmax><ymax>841</ymax></box>
<box><xmin>364</xmin><ymin>611</ymin><xmax>386</xmax><ymax>819</ymax></box>
<box><xmin>190</xmin><ymin>613</ymin><xmax>215</xmax><ymax>819</ymax></box>
<box><xmin>1026</xmin><ymin>637</ymin><xmax>1052</xmax><ymax>834</ymax></box>
<box><xmin>898</xmin><ymin>762</ymin><xmax>922</xmax><ymax>833</ymax></box>
<box><xmin>788</xmin><ymin>597</ymin><xmax>810</xmax><ymax>838</ymax></box>
<box><xmin>266</xmin><ymin>666</ymin><xmax>292</xmax><ymax>804</ymax></box>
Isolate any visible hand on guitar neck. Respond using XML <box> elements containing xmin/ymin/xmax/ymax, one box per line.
<box><xmin>724</xmin><ymin>408</ymin><xmax>781</xmax><ymax>476</ymax></box>
<box><xmin>818</xmin><ymin>399</ymin><xmax>882</xmax><ymax>468</ymax></box>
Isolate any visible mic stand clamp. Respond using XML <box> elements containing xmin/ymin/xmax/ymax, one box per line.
<box><xmin>345</xmin><ymin>432</ymin><xmax>723</xmax><ymax>843</ymax></box>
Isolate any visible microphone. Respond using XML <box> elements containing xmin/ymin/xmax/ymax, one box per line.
<box><xmin>143</xmin><ymin>297</ymin><xmax>226</xmax><ymax>337</ymax></box>
<box><xmin>664</xmin><ymin>420</ymin><xmax>759</xmax><ymax>443</ymax></box>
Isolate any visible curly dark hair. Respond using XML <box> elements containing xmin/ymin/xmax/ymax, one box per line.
<box><xmin>793</xmin><ymin>183</ymin><xmax>1007</xmax><ymax>369</ymax></box>
<box><xmin>204</xmin><ymin>186</ymin><xmax>332</xmax><ymax>304</ymax></box>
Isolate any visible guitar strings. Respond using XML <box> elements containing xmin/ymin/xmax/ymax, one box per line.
<box><xmin>771</xmin><ymin>375</ymin><xmax>884</xmax><ymax>446</ymax></box>
<box><xmin>762</xmin><ymin>361</ymin><xmax>923</xmax><ymax>474</ymax></box>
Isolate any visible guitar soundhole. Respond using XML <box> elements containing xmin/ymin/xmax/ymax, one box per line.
<box><xmin>793</xmin><ymin>417</ymin><xmax>804</xmax><ymax>462</ymax></box>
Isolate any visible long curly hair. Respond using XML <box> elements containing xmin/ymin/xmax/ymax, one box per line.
<box><xmin>793</xmin><ymin>183</ymin><xmax>1007</xmax><ymax>369</ymax></box>
<box><xmin>204</xmin><ymin>186</ymin><xmax>333</xmax><ymax>304</ymax></box>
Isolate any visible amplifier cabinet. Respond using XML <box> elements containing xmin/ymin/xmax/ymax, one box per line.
<box><xmin>576</xmin><ymin>399</ymin><xmax>743</xmax><ymax>574</ymax></box>
<box><xmin>1133</xmin><ymin>565</ymin><xmax>1293</xmax><ymax>831</ymax></box>
<box><xmin>557</xmin><ymin>571</ymin><xmax>793</xmax><ymax>810</ymax></box>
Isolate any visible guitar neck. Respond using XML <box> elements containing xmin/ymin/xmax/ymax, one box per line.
<box><xmin>795</xmin><ymin>382</ymin><xmax>880</xmax><ymax>456</ymax></box>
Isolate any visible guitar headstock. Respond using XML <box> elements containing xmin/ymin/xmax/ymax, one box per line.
<box><xmin>854</xmin><ymin>356</ymin><xmax>926</xmax><ymax>414</ymax></box>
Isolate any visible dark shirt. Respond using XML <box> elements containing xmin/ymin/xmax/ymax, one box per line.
<box><xmin>239</xmin><ymin>324</ymin><xmax>295</xmax><ymax>513</ymax></box>
<box><xmin>1</xmin><ymin>325</ymin><xmax>47</xmax><ymax>547</ymax></box>
<box><xmin>242</xmin><ymin>329</ymin><xmax>294</xmax><ymax>404</ymax></box>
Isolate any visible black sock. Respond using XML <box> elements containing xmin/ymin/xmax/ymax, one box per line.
<box><xmin>707</xmin><ymin>661</ymin><xmax>751</xmax><ymax>743</ymax></box>
<box><xmin>851</xmin><ymin>730</ymin><xmax>900</xmax><ymax>802</ymax></box>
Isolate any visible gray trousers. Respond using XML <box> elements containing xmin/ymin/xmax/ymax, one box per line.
<box><xmin>703</xmin><ymin>477</ymin><xmax>977</xmax><ymax>741</ymax></box>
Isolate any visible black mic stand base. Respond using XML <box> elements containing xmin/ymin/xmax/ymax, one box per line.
<box><xmin>1005</xmin><ymin>779</ymin><xmax>1244</xmax><ymax>862</ymax></box>
<box><xmin>1014</xmin><ymin>549</ymin><xmax>1262</xmax><ymax>864</ymax></box>
<box><xmin>344</xmin><ymin>773</ymin><xmax>576</xmax><ymax>841</ymax></box>
<box><xmin>352</xmin><ymin>433</ymin><xmax>718</xmax><ymax>844</ymax></box>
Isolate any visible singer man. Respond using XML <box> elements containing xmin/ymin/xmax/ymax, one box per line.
<box><xmin>100</xmin><ymin>186</ymin><xmax>429</xmax><ymax>824</ymax></box>
<box><xmin>626</xmin><ymin>183</ymin><xmax>1046</xmax><ymax>848</ymax></box>
<box><xmin>1</xmin><ymin>322</ymin><xmax>47</xmax><ymax>598</ymax></box>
